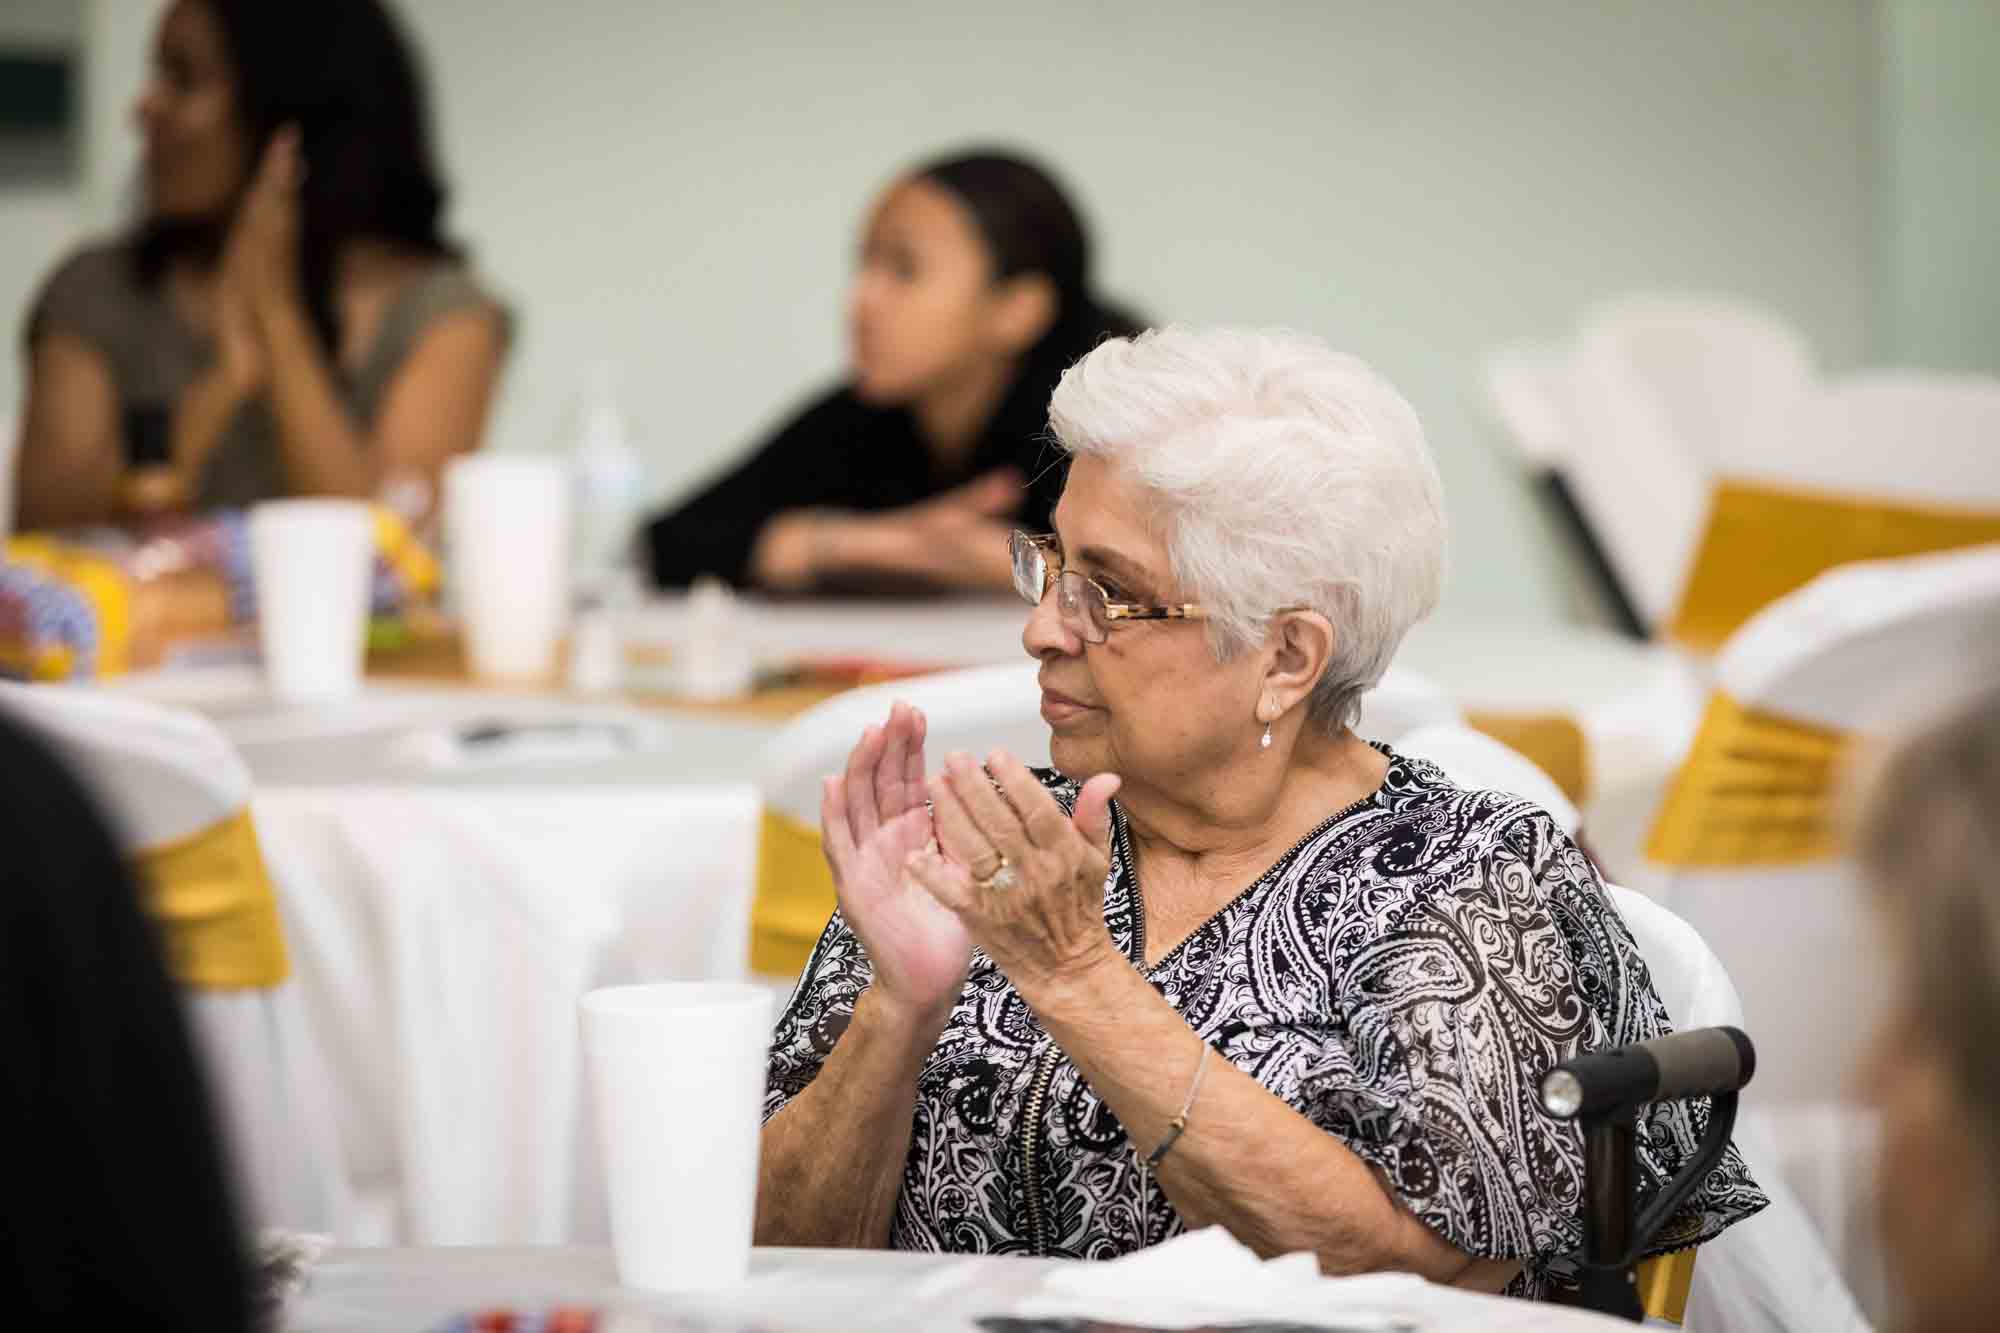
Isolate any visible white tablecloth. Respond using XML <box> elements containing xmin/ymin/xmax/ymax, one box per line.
<box><xmin>286</xmin><ymin>1245</ymin><xmax>1635</xmax><ymax>1333</ymax></box>
<box><xmin>260</xmin><ymin>782</ymin><xmax>760</xmax><ymax>1245</ymax></box>
<box><xmin>115</xmin><ymin>666</ymin><xmax>779</xmax><ymax>1246</ymax></box>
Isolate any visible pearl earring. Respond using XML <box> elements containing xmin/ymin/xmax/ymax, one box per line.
<box><xmin>1260</xmin><ymin>721</ymin><xmax>1273</xmax><ymax>749</ymax></box>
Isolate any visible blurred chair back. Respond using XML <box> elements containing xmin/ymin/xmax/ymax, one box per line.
<box><xmin>1482</xmin><ymin>341</ymin><xmax>1576</xmax><ymax>472</ymax></box>
<box><xmin>751</xmin><ymin>662</ymin><xmax>1048</xmax><ymax>980</ymax></box>
<box><xmin>0</xmin><ymin>681</ymin><xmax>349</xmax><ymax>1234</ymax></box>
<box><xmin>1602</xmin><ymin>886</ymin><xmax>1739</xmax><ymax>1328</ymax></box>
<box><xmin>1640</xmin><ymin>544</ymin><xmax>2000</xmax><ymax>1326</ymax></box>
<box><xmin>1604</xmin><ymin>884</ymin><xmax>1876</xmax><ymax>1332</ymax></box>
<box><xmin>1647</xmin><ymin>542</ymin><xmax>2000</xmax><ymax>1103</ymax></box>
<box><xmin>1758</xmin><ymin>369</ymin><xmax>2000</xmax><ymax>504</ymax></box>
<box><xmin>1667</xmin><ymin>368</ymin><xmax>2000</xmax><ymax>653</ymax></box>
<box><xmin>1564</xmin><ymin>294</ymin><xmax>1816</xmax><ymax>633</ymax></box>
<box><xmin>1604</xmin><ymin>885</ymin><xmax>1740</xmax><ymax>1032</ymax></box>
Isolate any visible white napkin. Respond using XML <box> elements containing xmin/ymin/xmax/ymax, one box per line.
<box><xmin>1010</xmin><ymin>1227</ymin><xmax>1428</xmax><ymax>1330</ymax></box>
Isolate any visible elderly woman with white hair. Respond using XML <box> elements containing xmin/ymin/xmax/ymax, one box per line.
<box><xmin>756</xmin><ymin>327</ymin><xmax>1765</xmax><ymax>1297</ymax></box>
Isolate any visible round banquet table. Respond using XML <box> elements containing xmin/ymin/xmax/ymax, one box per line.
<box><xmin>100</xmin><ymin>597</ymin><xmax>1691</xmax><ymax>1249</ymax></box>
<box><xmin>286</xmin><ymin>1244</ymin><xmax>1642</xmax><ymax>1333</ymax></box>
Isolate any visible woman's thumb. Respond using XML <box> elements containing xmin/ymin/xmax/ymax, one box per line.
<box><xmin>1072</xmin><ymin>772</ymin><xmax>1122</xmax><ymax>854</ymax></box>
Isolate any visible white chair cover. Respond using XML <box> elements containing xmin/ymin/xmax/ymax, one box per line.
<box><xmin>0</xmin><ymin>682</ymin><xmax>350</xmax><ymax>1235</ymax></box>
<box><xmin>758</xmin><ymin>660</ymin><xmax>1050</xmax><ymax>835</ymax></box>
<box><xmin>1644</xmin><ymin>544</ymin><xmax>2000</xmax><ymax>1327</ymax></box>
<box><xmin>1743</xmin><ymin>369</ymin><xmax>2000</xmax><ymax>507</ymax></box>
<box><xmin>1563</xmin><ymin>295</ymin><xmax>1816</xmax><ymax>631</ymax></box>
<box><xmin>1602</xmin><ymin>888</ymin><xmax>1875</xmax><ymax>1333</ymax></box>
<box><xmin>1482</xmin><ymin>340</ymin><xmax>1577</xmax><ymax>471</ymax></box>
<box><xmin>1662</xmin><ymin>543</ymin><xmax>2000</xmax><ymax>1107</ymax></box>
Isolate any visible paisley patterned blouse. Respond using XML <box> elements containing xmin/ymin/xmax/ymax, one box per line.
<box><xmin>763</xmin><ymin>749</ymin><xmax>1767</xmax><ymax>1297</ymax></box>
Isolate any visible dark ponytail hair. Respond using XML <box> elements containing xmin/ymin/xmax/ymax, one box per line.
<box><xmin>136</xmin><ymin>0</ymin><xmax>458</xmax><ymax>358</ymax></box>
<box><xmin>913</xmin><ymin>149</ymin><xmax>1141</xmax><ymax>365</ymax></box>
<box><xmin>0</xmin><ymin>709</ymin><xmax>253</xmax><ymax>1328</ymax></box>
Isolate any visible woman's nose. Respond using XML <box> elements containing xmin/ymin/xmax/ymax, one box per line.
<box><xmin>850</xmin><ymin>268</ymin><xmax>886</xmax><ymax>316</ymax></box>
<box><xmin>1021</xmin><ymin>582</ymin><xmax>1080</xmax><ymax>660</ymax></box>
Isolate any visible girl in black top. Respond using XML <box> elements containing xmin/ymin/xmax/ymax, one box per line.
<box><xmin>645</xmin><ymin>150</ymin><xmax>1140</xmax><ymax>592</ymax></box>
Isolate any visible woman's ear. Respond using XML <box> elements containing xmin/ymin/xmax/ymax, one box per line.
<box><xmin>1262</xmin><ymin>611</ymin><xmax>1335</xmax><ymax>720</ymax></box>
<box><xmin>988</xmin><ymin>272</ymin><xmax>1058</xmax><ymax>356</ymax></box>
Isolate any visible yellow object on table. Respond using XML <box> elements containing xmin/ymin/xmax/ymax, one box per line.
<box><xmin>2</xmin><ymin>537</ymin><xmax>136</xmax><ymax>679</ymax></box>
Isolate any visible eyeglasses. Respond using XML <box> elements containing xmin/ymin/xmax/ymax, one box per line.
<box><xmin>1009</xmin><ymin>530</ymin><xmax>1206</xmax><ymax>645</ymax></box>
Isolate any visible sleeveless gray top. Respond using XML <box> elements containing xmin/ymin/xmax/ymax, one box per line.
<box><xmin>25</xmin><ymin>241</ymin><xmax>510</xmax><ymax>509</ymax></box>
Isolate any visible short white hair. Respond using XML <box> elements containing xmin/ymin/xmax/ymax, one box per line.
<box><xmin>1047</xmin><ymin>326</ymin><xmax>1446</xmax><ymax>731</ymax></box>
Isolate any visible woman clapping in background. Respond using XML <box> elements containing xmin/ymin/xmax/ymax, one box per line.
<box><xmin>14</xmin><ymin>0</ymin><xmax>508</xmax><ymax>531</ymax></box>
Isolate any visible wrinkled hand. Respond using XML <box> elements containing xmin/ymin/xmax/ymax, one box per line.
<box><xmin>905</xmin><ymin>749</ymin><xmax>1124</xmax><ymax>990</ymax></box>
<box><xmin>820</xmin><ymin>703</ymin><xmax>972</xmax><ymax>1029</ymax></box>
<box><xmin>224</xmin><ymin>125</ymin><xmax>305</xmax><ymax>325</ymax></box>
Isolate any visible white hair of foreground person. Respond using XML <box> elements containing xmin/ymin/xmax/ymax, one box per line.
<box><xmin>1047</xmin><ymin>325</ymin><xmax>1446</xmax><ymax>731</ymax></box>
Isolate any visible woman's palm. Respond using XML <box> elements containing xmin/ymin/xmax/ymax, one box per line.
<box><xmin>820</xmin><ymin>705</ymin><xmax>972</xmax><ymax>1017</ymax></box>
<box><xmin>838</xmin><ymin>804</ymin><xmax>972</xmax><ymax>1011</ymax></box>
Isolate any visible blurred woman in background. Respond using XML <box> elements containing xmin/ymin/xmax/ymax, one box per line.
<box><xmin>644</xmin><ymin>150</ymin><xmax>1141</xmax><ymax>593</ymax></box>
<box><xmin>14</xmin><ymin>0</ymin><xmax>508</xmax><ymax>531</ymax></box>
<box><xmin>0</xmin><ymin>707</ymin><xmax>253</xmax><ymax>1330</ymax></box>
<box><xmin>1854</xmin><ymin>686</ymin><xmax>2000</xmax><ymax>1333</ymax></box>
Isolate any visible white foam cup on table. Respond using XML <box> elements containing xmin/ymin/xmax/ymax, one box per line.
<box><xmin>248</xmin><ymin>498</ymin><xmax>375</xmax><ymax>701</ymax></box>
<box><xmin>444</xmin><ymin>454</ymin><xmax>572</xmax><ymax>681</ymax></box>
<box><xmin>580</xmin><ymin>982</ymin><xmax>773</xmax><ymax>1292</ymax></box>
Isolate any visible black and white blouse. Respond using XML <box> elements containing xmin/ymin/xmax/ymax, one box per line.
<box><xmin>763</xmin><ymin>750</ymin><xmax>1767</xmax><ymax>1297</ymax></box>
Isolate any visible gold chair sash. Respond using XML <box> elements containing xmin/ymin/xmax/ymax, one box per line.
<box><xmin>750</xmin><ymin>807</ymin><xmax>839</xmax><ymax>979</ymax></box>
<box><xmin>1635</xmin><ymin>1250</ymin><xmax>1696</xmax><ymax>1324</ymax></box>
<box><xmin>1668</xmin><ymin>479</ymin><xmax>2000</xmax><ymax>654</ymax></box>
<box><xmin>132</xmin><ymin>808</ymin><xmax>292</xmax><ymax>989</ymax></box>
<box><xmin>1464</xmin><ymin>710</ymin><xmax>1591</xmax><ymax>805</ymax></box>
<box><xmin>1645</xmin><ymin>692</ymin><xmax>1848</xmax><ymax>867</ymax></box>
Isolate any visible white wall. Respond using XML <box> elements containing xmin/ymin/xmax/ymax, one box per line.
<box><xmin>405</xmin><ymin>0</ymin><xmax>1871</xmax><ymax>621</ymax></box>
<box><xmin>1877</xmin><ymin>0</ymin><xmax>2000</xmax><ymax>371</ymax></box>
<box><xmin>5</xmin><ymin>0</ymin><xmax>1875</xmax><ymax>621</ymax></box>
<box><xmin>0</xmin><ymin>0</ymin><xmax>156</xmax><ymax>424</ymax></box>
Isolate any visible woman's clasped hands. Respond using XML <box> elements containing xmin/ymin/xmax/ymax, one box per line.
<box><xmin>824</xmin><ymin>703</ymin><xmax>1124</xmax><ymax>1026</ymax></box>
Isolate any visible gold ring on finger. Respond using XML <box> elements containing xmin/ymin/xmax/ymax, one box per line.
<box><xmin>975</xmin><ymin>855</ymin><xmax>1019</xmax><ymax>892</ymax></box>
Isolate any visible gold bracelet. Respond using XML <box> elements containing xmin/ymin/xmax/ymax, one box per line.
<box><xmin>1143</xmin><ymin>1042</ymin><xmax>1211</xmax><ymax>1166</ymax></box>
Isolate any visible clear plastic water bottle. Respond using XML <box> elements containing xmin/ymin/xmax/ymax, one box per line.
<box><xmin>567</xmin><ymin>361</ymin><xmax>648</xmax><ymax>598</ymax></box>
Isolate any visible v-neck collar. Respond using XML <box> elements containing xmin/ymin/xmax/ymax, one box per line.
<box><xmin>1104</xmin><ymin>742</ymin><xmax>1408</xmax><ymax>976</ymax></box>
